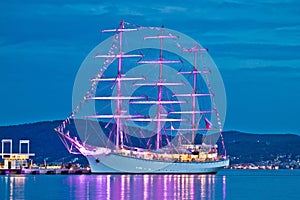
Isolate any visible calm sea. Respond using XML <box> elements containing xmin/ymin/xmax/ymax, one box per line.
<box><xmin>1</xmin><ymin>170</ymin><xmax>299</xmax><ymax>200</ymax></box>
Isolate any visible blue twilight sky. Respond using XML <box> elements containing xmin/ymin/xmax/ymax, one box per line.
<box><xmin>0</xmin><ymin>0</ymin><xmax>299</xmax><ymax>134</ymax></box>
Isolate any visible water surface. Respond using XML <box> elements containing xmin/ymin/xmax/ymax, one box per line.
<box><xmin>1</xmin><ymin>170</ymin><xmax>299</xmax><ymax>200</ymax></box>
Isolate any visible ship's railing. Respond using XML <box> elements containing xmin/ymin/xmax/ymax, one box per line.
<box><xmin>114</xmin><ymin>148</ymin><xmax>221</xmax><ymax>163</ymax></box>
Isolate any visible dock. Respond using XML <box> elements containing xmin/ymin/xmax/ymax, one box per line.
<box><xmin>0</xmin><ymin>167</ymin><xmax>91</xmax><ymax>175</ymax></box>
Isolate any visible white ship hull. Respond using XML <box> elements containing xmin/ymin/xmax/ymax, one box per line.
<box><xmin>85</xmin><ymin>153</ymin><xmax>229</xmax><ymax>174</ymax></box>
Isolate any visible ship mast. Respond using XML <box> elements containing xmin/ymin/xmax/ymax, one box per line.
<box><xmin>172</xmin><ymin>45</ymin><xmax>214</xmax><ymax>144</ymax></box>
<box><xmin>116</xmin><ymin>21</ymin><xmax>124</xmax><ymax>149</ymax></box>
<box><xmin>156</xmin><ymin>26</ymin><xmax>164</xmax><ymax>150</ymax></box>
<box><xmin>85</xmin><ymin>21</ymin><xmax>144</xmax><ymax>150</ymax></box>
<box><xmin>189</xmin><ymin>45</ymin><xmax>205</xmax><ymax>143</ymax></box>
<box><xmin>130</xmin><ymin>26</ymin><xmax>182</xmax><ymax>150</ymax></box>
<box><xmin>191</xmin><ymin>50</ymin><xmax>197</xmax><ymax>143</ymax></box>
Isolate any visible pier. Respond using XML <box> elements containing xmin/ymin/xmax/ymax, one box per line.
<box><xmin>0</xmin><ymin>139</ymin><xmax>91</xmax><ymax>175</ymax></box>
<box><xmin>0</xmin><ymin>167</ymin><xmax>91</xmax><ymax>175</ymax></box>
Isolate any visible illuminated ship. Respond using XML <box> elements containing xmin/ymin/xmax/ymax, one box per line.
<box><xmin>55</xmin><ymin>21</ymin><xmax>229</xmax><ymax>173</ymax></box>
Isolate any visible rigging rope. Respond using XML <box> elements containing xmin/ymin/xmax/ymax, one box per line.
<box><xmin>57</xmin><ymin>21</ymin><xmax>225</xmax><ymax>153</ymax></box>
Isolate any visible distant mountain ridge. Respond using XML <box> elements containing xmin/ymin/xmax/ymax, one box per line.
<box><xmin>0</xmin><ymin>120</ymin><xmax>299</xmax><ymax>165</ymax></box>
<box><xmin>220</xmin><ymin>131</ymin><xmax>300</xmax><ymax>164</ymax></box>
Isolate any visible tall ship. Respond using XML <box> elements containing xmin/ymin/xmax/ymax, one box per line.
<box><xmin>55</xmin><ymin>21</ymin><xmax>229</xmax><ymax>173</ymax></box>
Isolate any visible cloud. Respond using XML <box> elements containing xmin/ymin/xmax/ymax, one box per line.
<box><xmin>209</xmin><ymin>43</ymin><xmax>300</xmax><ymax>60</ymax></box>
<box><xmin>155</xmin><ymin>6</ymin><xmax>187</xmax><ymax>13</ymax></box>
<box><xmin>240</xmin><ymin>66</ymin><xmax>300</xmax><ymax>73</ymax></box>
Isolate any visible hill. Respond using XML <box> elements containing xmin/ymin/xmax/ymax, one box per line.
<box><xmin>221</xmin><ymin>131</ymin><xmax>300</xmax><ymax>164</ymax></box>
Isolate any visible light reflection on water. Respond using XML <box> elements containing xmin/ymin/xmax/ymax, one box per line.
<box><xmin>2</xmin><ymin>170</ymin><xmax>300</xmax><ymax>199</ymax></box>
<box><xmin>3</xmin><ymin>175</ymin><xmax>26</xmax><ymax>200</ymax></box>
<box><xmin>0</xmin><ymin>174</ymin><xmax>226</xmax><ymax>200</ymax></box>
